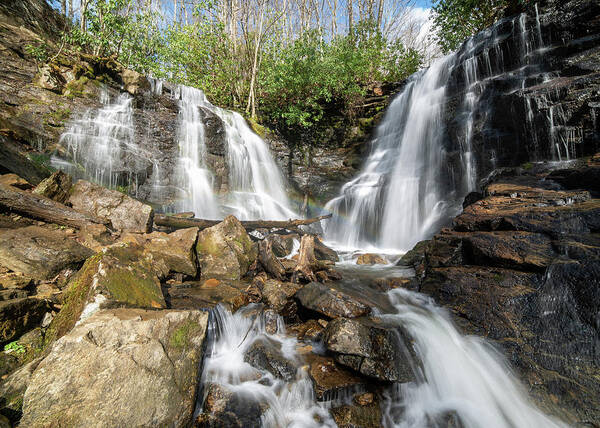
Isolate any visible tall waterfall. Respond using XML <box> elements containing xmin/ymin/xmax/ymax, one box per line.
<box><xmin>55</xmin><ymin>84</ymin><xmax>295</xmax><ymax>221</ymax></box>
<box><xmin>324</xmin><ymin>10</ymin><xmax>552</xmax><ymax>252</ymax></box>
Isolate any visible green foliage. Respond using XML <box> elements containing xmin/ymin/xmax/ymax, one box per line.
<box><xmin>24</xmin><ymin>42</ymin><xmax>49</xmax><ymax>66</ymax></box>
<box><xmin>4</xmin><ymin>341</ymin><xmax>25</xmax><ymax>355</ymax></box>
<box><xmin>259</xmin><ymin>21</ymin><xmax>421</xmax><ymax>133</ymax></box>
<box><xmin>431</xmin><ymin>0</ymin><xmax>525</xmax><ymax>53</ymax></box>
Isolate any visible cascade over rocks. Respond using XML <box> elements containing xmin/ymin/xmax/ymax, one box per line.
<box><xmin>21</xmin><ymin>308</ymin><xmax>208</xmax><ymax>427</ymax></box>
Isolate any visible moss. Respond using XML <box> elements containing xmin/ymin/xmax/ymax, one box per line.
<box><xmin>27</xmin><ymin>153</ymin><xmax>54</xmax><ymax>172</ymax></box>
<box><xmin>247</xmin><ymin>117</ymin><xmax>267</xmax><ymax>138</ymax></box>
<box><xmin>492</xmin><ymin>273</ymin><xmax>505</xmax><ymax>283</ymax></box>
<box><xmin>169</xmin><ymin>319</ymin><xmax>199</xmax><ymax>351</ymax></box>
<box><xmin>101</xmin><ymin>263</ymin><xmax>164</xmax><ymax>309</ymax></box>
<box><xmin>44</xmin><ymin>107</ymin><xmax>71</xmax><ymax>126</ymax></box>
<box><xmin>63</xmin><ymin>76</ymin><xmax>90</xmax><ymax>98</ymax></box>
<box><xmin>522</xmin><ymin>162</ymin><xmax>534</xmax><ymax>170</ymax></box>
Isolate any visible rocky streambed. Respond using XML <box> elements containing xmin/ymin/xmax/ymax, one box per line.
<box><xmin>0</xmin><ymin>155</ymin><xmax>598</xmax><ymax>427</ymax></box>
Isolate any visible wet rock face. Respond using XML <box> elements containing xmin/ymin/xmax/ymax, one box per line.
<box><xmin>20</xmin><ymin>308</ymin><xmax>208</xmax><ymax>428</ymax></box>
<box><xmin>295</xmin><ymin>282</ymin><xmax>370</xmax><ymax>319</ymax></box>
<box><xmin>322</xmin><ymin>318</ymin><xmax>414</xmax><ymax>383</ymax></box>
<box><xmin>414</xmin><ymin>169</ymin><xmax>600</xmax><ymax>423</ymax></box>
<box><xmin>0</xmin><ymin>299</ymin><xmax>49</xmax><ymax>345</ymax></box>
<box><xmin>196</xmin><ymin>383</ymin><xmax>263</xmax><ymax>428</ymax></box>
<box><xmin>243</xmin><ymin>337</ymin><xmax>297</xmax><ymax>381</ymax></box>
<box><xmin>0</xmin><ymin>226</ymin><xmax>93</xmax><ymax>280</ymax></box>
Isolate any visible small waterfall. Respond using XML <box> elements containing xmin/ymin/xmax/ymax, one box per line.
<box><xmin>171</xmin><ymin>84</ymin><xmax>296</xmax><ymax>220</ymax></box>
<box><xmin>55</xmin><ymin>88</ymin><xmax>153</xmax><ymax>191</ymax></box>
<box><xmin>324</xmin><ymin>8</ymin><xmax>568</xmax><ymax>252</ymax></box>
<box><xmin>198</xmin><ymin>305</ymin><xmax>335</xmax><ymax>427</ymax></box>
<box><xmin>380</xmin><ymin>288</ymin><xmax>567</xmax><ymax>428</ymax></box>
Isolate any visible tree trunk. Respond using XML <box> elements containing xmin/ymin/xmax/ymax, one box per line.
<box><xmin>292</xmin><ymin>234</ymin><xmax>317</xmax><ymax>283</ymax></box>
<box><xmin>258</xmin><ymin>239</ymin><xmax>287</xmax><ymax>280</ymax></box>
<box><xmin>154</xmin><ymin>213</ymin><xmax>332</xmax><ymax>231</ymax></box>
<box><xmin>0</xmin><ymin>184</ymin><xmax>106</xmax><ymax>229</ymax></box>
<box><xmin>347</xmin><ymin>0</ymin><xmax>353</xmax><ymax>35</ymax></box>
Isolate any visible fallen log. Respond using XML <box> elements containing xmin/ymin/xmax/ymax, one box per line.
<box><xmin>0</xmin><ymin>183</ymin><xmax>106</xmax><ymax>229</ymax></box>
<box><xmin>154</xmin><ymin>213</ymin><xmax>332</xmax><ymax>231</ymax></box>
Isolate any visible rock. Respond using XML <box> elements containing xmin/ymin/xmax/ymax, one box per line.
<box><xmin>356</xmin><ymin>253</ymin><xmax>388</xmax><ymax>265</ymax></box>
<box><xmin>462</xmin><ymin>191</ymin><xmax>484</xmax><ymax>208</ymax></box>
<box><xmin>288</xmin><ymin>319</ymin><xmax>324</xmax><ymax>341</ymax></box>
<box><xmin>260</xmin><ymin>279</ymin><xmax>302</xmax><ymax>313</ymax></box>
<box><xmin>196</xmin><ymin>383</ymin><xmax>262</xmax><ymax>428</ymax></box>
<box><xmin>0</xmin><ymin>358</ymin><xmax>42</xmax><ymax>423</ymax></box>
<box><xmin>370</xmin><ymin>276</ymin><xmax>417</xmax><ymax>292</ymax></box>
<box><xmin>0</xmin><ymin>352</ymin><xmax>19</xmax><ymax>378</ymax></box>
<box><xmin>266</xmin><ymin>233</ymin><xmax>297</xmax><ymax>257</ymax></box>
<box><xmin>243</xmin><ymin>337</ymin><xmax>297</xmax><ymax>381</ymax></box>
<box><xmin>68</xmin><ymin>180</ymin><xmax>154</xmax><ymax>233</ymax></box>
<box><xmin>120</xmin><ymin>69</ymin><xmax>150</xmax><ymax>95</ymax></box>
<box><xmin>0</xmin><ymin>272</ymin><xmax>34</xmax><ymax>290</ymax></box>
<box><xmin>33</xmin><ymin>64</ymin><xmax>64</xmax><ymax>92</ymax></box>
<box><xmin>0</xmin><ymin>298</ymin><xmax>50</xmax><ymax>344</ymax></box>
<box><xmin>398</xmin><ymin>240</ymin><xmax>430</xmax><ymax>267</ymax></box>
<box><xmin>304</xmin><ymin>353</ymin><xmax>365</xmax><ymax>400</ymax></box>
<box><xmin>0</xmin><ymin>174</ymin><xmax>32</xmax><ymax>190</ymax></box>
<box><xmin>354</xmin><ymin>392</ymin><xmax>374</xmax><ymax>406</ymax></box>
<box><xmin>322</xmin><ymin>317</ymin><xmax>413</xmax><ymax>382</ymax></box>
<box><xmin>463</xmin><ymin>231</ymin><xmax>556</xmax><ymax>271</ymax></box>
<box><xmin>77</xmin><ymin>223</ymin><xmax>113</xmax><ymax>251</ymax></box>
<box><xmin>295</xmin><ymin>282</ymin><xmax>370</xmax><ymax>319</ymax></box>
<box><xmin>122</xmin><ymin>227</ymin><xmax>199</xmax><ymax>277</ymax></box>
<box><xmin>330</xmin><ymin>402</ymin><xmax>382</xmax><ymax>428</ymax></box>
<box><xmin>167</xmin><ymin>280</ymin><xmax>249</xmax><ymax>312</ymax></box>
<box><xmin>21</xmin><ymin>308</ymin><xmax>208</xmax><ymax>427</ymax></box>
<box><xmin>196</xmin><ymin>215</ymin><xmax>258</xmax><ymax>281</ymax></box>
<box><xmin>32</xmin><ymin>170</ymin><xmax>72</xmax><ymax>203</ymax></box>
<box><xmin>314</xmin><ymin>238</ymin><xmax>339</xmax><ymax>262</ymax></box>
<box><xmin>198</xmin><ymin>107</ymin><xmax>226</xmax><ymax>156</ymax></box>
<box><xmin>44</xmin><ymin>243</ymin><xmax>166</xmax><ymax>345</ymax></box>
<box><xmin>0</xmin><ymin>226</ymin><xmax>93</xmax><ymax>280</ymax></box>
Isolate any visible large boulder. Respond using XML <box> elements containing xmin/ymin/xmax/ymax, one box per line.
<box><xmin>68</xmin><ymin>180</ymin><xmax>154</xmax><ymax>233</ymax></box>
<box><xmin>120</xmin><ymin>69</ymin><xmax>150</xmax><ymax>95</ymax></box>
<box><xmin>196</xmin><ymin>383</ymin><xmax>262</xmax><ymax>428</ymax></box>
<box><xmin>243</xmin><ymin>337</ymin><xmax>297</xmax><ymax>381</ymax></box>
<box><xmin>0</xmin><ymin>358</ymin><xmax>42</xmax><ymax>423</ymax></box>
<box><xmin>44</xmin><ymin>243</ymin><xmax>166</xmax><ymax>345</ymax></box>
<box><xmin>167</xmin><ymin>279</ymin><xmax>250</xmax><ymax>312</ymax></box>
<box><xmin>295</xmin><ymin>282</ymin><xmax>370</xmax><ymax>319</ymax></box>
<box><xmin>32</xmin><ymin>170</ymin><xmax>72</xmax><ymax>203</ymax></box>
<box><xmin>304</xmin><ymin>353</ymin><xmax>365</xmax><ymax>400</ymax></box>
<box><xmin>322</xmin><ymin>318</ymin><xmax>414</xmax><ymax>382</ymax></box>
<box><xmin>0</xmin><ymin>226</ymin><xmax>93</xmax><ymax>280</ymax></box>
<box><xmin>196</xmin><ymin>215</ymin><xmax>257</xmax><ymax>280</ymax></box>
<box><xmin>260</xmin><ymin>279</ymin><xmax>302</xmax><ymax>313</ymax></box>
<box><xmin>21</xmin><ymin>308</ymin><xmax>208</xmax><ymax>427</ymax></box>
<box><xmin>122</xmin><ymin>227</ymin><xmax>199</xmax><ymax>277</ymax></box>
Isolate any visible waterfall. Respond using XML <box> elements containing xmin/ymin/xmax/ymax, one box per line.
<box><xmin>323</xmin><ymin>56</ymin><xmax>456</xmax><ymax>253</ymax></box>
<box><xmin>324</xmin><ymin>9</ymin><xmax>565</xmax><ymax>253</ymax></box>
<box><xmin>171</xmin><ymin>84</ymin><xmax>296</xmax><ymax>220</ymax></box>
<box><xmin>380</xmin><ymin>288</ymin><xmax>567</xmax><ymax>428</ymax></box>
<box><xmin>55</xmin><ymin>88</ymin><xmax>154</xmax><ymax>192</ymax></box>
<box><xmin>54</xmin><ymin>84</ymin><xmax>295</xmax><ymax>221</ymax></box>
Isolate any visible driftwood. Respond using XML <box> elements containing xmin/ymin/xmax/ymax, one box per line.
<box><xmin>292</xmin><ymin>235</ymin><xmax>318</xmax><ymax>283</ymax></box>
<box><xmin>258</xmin><ymin>239</ymin><xmax>286</xmax><ymax>280</ymax></box>
<box><xmin>0</xmin><ymin>183</ymin><xmax>106</xmax><ymax>229</ymax></box>
<box><xmin>154</xmin><ymin>213</ymin><xmax>332</xmax><ymax>232</ymax></box>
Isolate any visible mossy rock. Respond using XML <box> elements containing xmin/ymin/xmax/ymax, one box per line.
<box><xmin>44</xmin><ymin>244</ymin><xmax>165</xmax><ymax>347</ymax></box>
<box><xmin>196</xmin><ymin>216</ymin><xmax>258</xmax><ymax>281</ymax></box>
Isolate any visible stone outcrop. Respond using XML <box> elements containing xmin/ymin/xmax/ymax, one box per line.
<box><xmin>322</xmin><ymin>317</ymin><xmax>414</xmax><ymax>383</ymax></box>
<box><xmin>21</xmin><ymin>308</ymin><xmax>208</xmax><ymax>427</ymax></box>
<box><xmin>0</xmin><ymin>299</ymin><xmax>49</xmax><ymax>344</ymax></box>
<box><xmin>69</xmin><ymin>180</ymin><xmax>154</xmax><ymax>233</ymax></box>
<box><xmin>196</xmin><ymin>215</ymin><xmax>257</xmax><ymax>281</ymax></box>
<box><xmin>32</xmin><ymin>170</ymin><xmax>72</xmax><ymax>203</ymax></box>
<box><xmin>295</xmin><ymin>282</ymin><xmax>370</xmax><ymax>319</ymax></box>
<box><xmin>0</xmin><ymin>226</ymin><xmax>93</xmax><ymax>280</ymax></box>
<box><xmin>408</xmin><ymin>166</ymin><xmax>600</xmax><ymax>423</ymax></box>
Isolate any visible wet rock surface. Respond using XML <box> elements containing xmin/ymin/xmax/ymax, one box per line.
<box><xmin>20</xmin><ymin>308</ymin><xmax>208</xmax><ymax>428</ymax></box>
<box><xmin>295</xmin><ymin>282</ymin><xmax>370</xmax><ymax>319</ymax></box>
<box><xmin>412</xmin><ymin>166</ymin><xmax>600</xmax><ymax>423</ymax></box>
<box><xmin>243</xmin><ymin>337</ymin><xmax>297</xmax><ymax>381</ymax></box>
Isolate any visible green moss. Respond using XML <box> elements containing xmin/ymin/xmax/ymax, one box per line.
<box><xmin>522</xmin><ymin>162</ymin><xmax>534</xmax><ymax>170</ymax></box>
<box><xmin>169</xmin><ymin>319</ymin><xmax>198</xmax><ymax>350</ymax></box>
<box><xmin>44</xmin><ymin>107</ymin><xmax>71</xmax><ymax>125</ymax></box>
<box><xmin>247</xmin><ymin>117</ymin><xmax>267</xmax><ymax>138</ymax></box>
<box><xmin>63</xmin><ymin>76</ymin><xmax>90</xmax><ymax>98</ymax></box>
<box><xmin>101</xmin><ymin>263</ymin><xmax>164</xmax><ymax>309</ymax></box>
<box><xmin>492</xmin><ymin>273</ymin><xmax>505</xmax><ymax>283</ymax></box>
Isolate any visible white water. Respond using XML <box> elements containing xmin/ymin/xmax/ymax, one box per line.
<box><xmin>324</xmin><ymin>56</ymin><xmax>456</xmax><ymax>253</ymax></box>
<box><xmin>55</xmin><ymin>84</ymin><xmax>296</xmax><ymax>220</ymax></box>
<box><xmin>324</xmin><ymin>9</ymin><xmax>571</xmax><ymax>253</ymax></box>
<box><xmin>200</xmin><ymin>305</ymin><xmax>335</xmax><ymax>427</ymax></box>
<box><xmin>380</xmin><ymin>288</ymin><xmax>567</xmax><ymax>428</ymax></box>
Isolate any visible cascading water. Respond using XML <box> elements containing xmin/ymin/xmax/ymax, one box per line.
<box><xmin>380</xmin><ymin>288</ymin><xmax>567</xmax><ymax>428</ymax></box>
<box><xmin>199</xmin><ymin>305</ymin><xmax>336</xmax><ymax>427</ymax></box>
<box><xmin>323</xmin><ymin>56</ymin><xmax>457</xmax><ymax>253</ymax></box>
<box><xmin>324</xmin><ymin>8</ymin><xmax>571</xmax><ymax>253</ymax></box>
<box><xmin>54</xmin><ymin>88</ymin><xmax>155</xmax><ymax>192</ymax></box>
<box><xmin>54</xmin><ymin>83</ymin><xmax>295</xmax><ymax>220</ymax></box>
<box><xmin>171</xmin><ymin>84</ymin><xmax>296</xmax><ymax>220</ymax></box>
